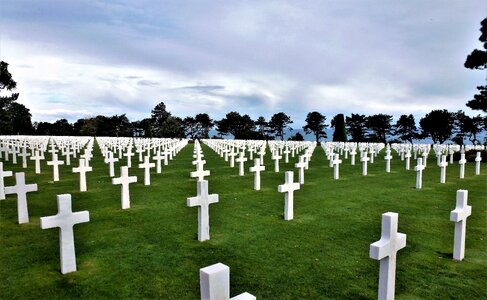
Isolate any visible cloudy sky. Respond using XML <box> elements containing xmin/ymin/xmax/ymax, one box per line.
<box><xmin>1</xmin><ymin>0</ymin><xmax>485</xmax><ymax>127</ymax></box>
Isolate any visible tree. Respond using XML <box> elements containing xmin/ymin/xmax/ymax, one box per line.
<box><xmin>330</xmin><ymin>114</ymin><xmax>347</xmax><ymax>142</ymax></box>
<box><xmin>215</xmin><ymin>112</ymin><xmax>256</xmax><ymax>139</ymax></box>
<box><xmin>51</xmin><ymin>119</ymin><xmax>74</xmax><ymax>136</ymax></box>
<box><xmin>394</xmin><ymin>114</ymin><xmax>419</xmax><ymax>144</ymax></box>
<box><xmin>464</xmin><ymin>18</ymin><xmax>487</xmax><ymax>112</ymax></box>
<box><xmin>0</xmin><ymin>61</ymin><xmax>21</xmax><ymax>134</ymax></box>
<box><xmin>288</xmin><ymin>132</ymin><xmax>304</xmax><ymax>141</ymax></box>
<box><xmin>419</xmin><ymin>109</ymin><xmax>454</xmax><ymax>144</ymax></box>
<box><xmin>345</xmin><ymin>114</ymin><xmax>367</xmax><ymax>142</ymax></box>
<box><xmin>303</xmin><ymin>111</ymin><xmax>327</xmax><ymax>142</ymax></box>
<box><xmin>268</xmin><ymin>112</ymin><xmax>292</xmax><ymax>141</ymax></box>
<box><xmin>454</xmin><ymin>111</ymin><xmax>484</xmax><ymax>145</ymax></box>
<box><xmin>195</xmin><ymin>113</ymin><xmax>214</xmax><ymax>138</ymax></box>
<box><xmin>366</xmin><ymin>114</ymin><xmax>393</xmax><ymax>143</ymax></box>
<box><xmin>160</xmin><ymin>116</ymin><xmax>184</xmax><ymax>138</ymax></box>
<box><xmin>151</xmin><ymin>101</ymin><xmax>171</xmax><ymax>136</ymax></box>
<box><xmin>183</xmin><ymin>116</ymin><xmax>198</xmax><ymax>139</ymax></box>
<box><xmin>255</xmin><ymin>116</ymin><xmax>269</xmax><ymax>139</ymax></box>
<box><xmin>8</xmin><ymin>102</ymin><xmax>33</xmax><ymax>134</ymax></box>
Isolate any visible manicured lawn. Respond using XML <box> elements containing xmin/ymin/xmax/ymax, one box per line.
<box><xmin>0</xmin><ymin>141</ymin><xmax>486</xmax><ymax>299</ymax></box>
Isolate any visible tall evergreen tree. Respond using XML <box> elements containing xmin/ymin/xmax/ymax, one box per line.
<box><xmin>345</xmin><ymin>113</ymin><xmax>367</xmax><ymax>142</ymax></box>
<box><xmin>464</xmin><ymin>18</ymin><xmax>487</xmax><ymax>112</ymax></box>
<box><xmin>330</xmin><ymin>114</ymin><xmax>347</xmax><ymax>142</ymax></box>
<box><xmin>303</xmin><ymin>111</ymin><xmax>327</xmax><ymax>142</ymax></box>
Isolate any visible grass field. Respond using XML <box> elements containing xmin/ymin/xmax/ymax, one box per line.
<box><xmin>0</xmin><ymin>141</ymin><xmax>486</xmax><ymax>299</ymax></box>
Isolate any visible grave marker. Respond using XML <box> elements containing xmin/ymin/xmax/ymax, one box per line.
<box><xmin>0</xmin><ymin>162</ymin><xmax>13</xmax><ymax>200</ymax></box>
<box><xmin>112</xmin><ymin>166</ymin><xmax>137</xmax><ymax>209</ymax></box>
<box><xmin>249</xmin><ymin>158</ymin><xmax>265</xmax><ymax>190</ymax></box>
<box><xmin>200</xmin><ymin>263</ymin><xmax>255</xmax><ymax>300</ymax></box>
<box><xmin>450</xmin><ymin>190</ymin><xmax>472</xmax><ymax>261</ymax></box>
<box><xmin>187</xmin><ymin>180</ymin><xmax>219</xmax><ymax>241</ymax></box>
<box><xmin>278</xmin><ymin>171</ymin><xmax>300</xmax><ymax>220</ymax></box>
<box><xmin>72</xmin><ymin>158</ymin><xmax>92</xmax><ymax>192</ymax></box>
<box><xmin>4</xmin><ymin>172</ymin><xmax>38</xmax><ymax>224</ymax></box>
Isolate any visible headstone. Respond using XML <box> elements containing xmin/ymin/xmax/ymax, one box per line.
<box><xmin>458</xmin><ymin>152</ymin><xmax>466</xmax><ymax>179</ymax></box>
<box><xmin>125</xmin><ymin>146</ymin><xmax>135</xmax><ymax>168</ymax></box>
<box><xmin>191</xmin><ymin>161</ymin><xmax>210</xmax><ymax>181</ymax></box>
<box><xmin>294</xmin><ymin>155</ymin><xmax>306</xmax><ymax>184</ymax></box>
<box><xmin>72</xmin><ymin>158</ymin><xmax>92</xmax><ymax>192</ymax></box>
<box><xmin>112</xmin><ymin>166</ymin><xmax>137</xmax><ymax>209</ymax></box>
<box><xmin>278</xmin><ymin>171</ymin><xmax>300</xmax><ymax>221</ymax></box>
<box><xmin>384</xmin><ymin>148</ymin><xmax>392</xmax><ymax>173</ymax></box>
<box><xmin>236</xmin><ymin>152</ymin><xmax>247</xmax><ymax>176</ymax></box>
<box><xmin>19</xmin><ymin>147</ymin><xmax>30</xmax><ymax>168</ymax></box>
<box><xmin>40</xmin><ymin>194</ymin><xmax>90</xmax><ymax>274</ymax></box>
<box><xmin>138</xmin><ymin>156</ymin><xmax>155</xmax><ymax>186</ymax></box>
<box><xmin>200</xmin><ymin>263</ymin><xmax>255</xmax><ymax>300</ymax></box>
<box><xmin>414</xmin><ymin>158</ymin><xmax>425</xmax><ymax>189</ymax></box>
<box><xmin>450</xmin><ymin>190</ymin><xmax>472</xmax><ymax>261</ymax></box>
<box><xmin>153</xmin><ymin>150</ymin><xmax>164</xmax><ymax>174</ymax></box>
<box><xmin>439</xmin><ymin>155</ymin><xmax>448</xmax><ymax>184</ymax></box>
<box><xmin>4</xmin><ymin>172</ymin><xmax>38</xmax><ymax>224</ymax></box>
<box><xmin>249</xmin><ymin>158</ymin><xmax>265</xmax><ymax>190</ymax></box>
<box><xmin>47</xmin><ymin>153</ymin><xmax>64</xmax><ymax>182</ymax></box>
<box><xmin>350</xmin><ymin>148</ymin><xmax>357</xmax><ymax>166</ymax></box>
<box><xmin>361</xmin><ymin>153</ymin><xmax>370</xmax><ymax>176</ymax></box>
<box><xmin>370</xmin><ymin>212</ymin><xmax>407</xmax><ymax>300</ymax></box>
<box><xmin>187</xmin><ymin>180</ymin><xmax>219</xmax><ymax>241</ymax></box>
<box><xmin>332</xmin><ymin>154</ymin><xmax>342</xmax><ymax>180</ymax></box>
<box><xmin>0</xmin><ymin>162</ymin><xmax>13</xmax><ymax>200</ymax></box>
<box><xmin>104</xmin><ymin>151</ymin><xmax>119</xmax><ymax>177</ymax></box>
<box><xmin>475</xmin><ymin>152</ymin><xmax>482</xmax><ymax>175</ymax></box>
<box><xmin>272</xmin><ymin>151</ymin><xmax>281</xmax><ymax>173</ymax></box>
<box><xmin>404</xmin><ymin>151</ymin><xmax>411</xmax><ymax>171</ymax></box>
<box><xmin>283</xmin><ymin>147</ymin><xmax>290</xmax><ymax>163</ymax></box>
<box><xmin>30</xmin><ymin>150</ymin><xmax>43</xmax><ymax>174</ymax></box>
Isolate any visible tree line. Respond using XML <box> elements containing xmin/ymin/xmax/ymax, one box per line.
<box><xmin>1</xmin><ymin>18</ymin><xmax>486</xmax><ymax>145</ymax></box>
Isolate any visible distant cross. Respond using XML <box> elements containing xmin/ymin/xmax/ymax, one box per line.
<box><xmin>236</xmin><ymin>151</ymin><xmax>248</xmax><ymax>176</ymax></box>
<box><xmin>283</xmin><ymin>147</ymin><xmax>290</xmax><ymax>163</ymax></box>
<box><xmin>47</xmin><ymin>153</ymin><xmax>64</xmax><ymax>182</ymax></box>
<box><xmin>0</xmin><ymin>162</ymin><xmax>13</xmax><ymax>200</ymax></box>
<box><xmin>200</xmin><ymin>263</ymin><xmax>256</xmax><ymax>300</ymax></box>
<box><xmin>139</xmin><ymin>156</ymin><xmax>155</xmax><ymax>185</ymax></box>
<box><xmin>475</xmin><ymin>152</ymin><xmax>482</xmax><ymax>175</ymax></box>
<box><xmin>19</xmin><ymin>147</ymin><xmax>30</xmax><ymax>169</ymax></box>
<box><xmin>361</xmin><ymin>152</ymin><xmax>370</xmax><ymax>176</ymax></box>
<box><xmin>187</xmin><ymin>180</ymin><xmax>219</xmax><ymax>241</ymax></box>
<box><xmin>228</xmin><ymin>148</ymin><xmax>237</xmax><ymax>168</ymax></box>
<box><xmin>384</xmin><ymin>148</ymin><xmax>393</xmax><ymax>173</ymax></box>
<box><xmin>258</xmin><ymin>146</ymin><xmax>266</xmax><ymax>163</ymax></box>
<box><xmin>249</xmin><ymin>158</ymin><xmax>265</xmax><ymax>190</ymax></box>
<box><xmin>404</xmin><ymin>151</ymin><xmax>411</xmax><ymax>171</ymax></box>
<box><xmin>332</xmin><ymin>154</ymin><xmax>342</xmax><ymax>180</ymax></box>
<box><xmin>458</xmin><ymin>152</ymin><xmax>466</xmax><ymax>179</ymax></box>
<box><xmin>272</xmin><ymin>151</ymin><xmax>282</xmax><ymax>173</ymax></box>
<box><xmin>191</xmin><ymin>160</ymin><xmax>210</xmax><ymax>181</ymax></box>
<box><xmin>72</xmin><ymin>158</ymin><xmax>92</xmax><ymax>192</ymax></box>
<box><xmin>80</xmin><ymin>151</ymin><xmax>92</xmax><ymax>167</ymax></box>
<box><xmin>369</xmin><ymin>148</ymin><xmax>375</xmax><ymax>164</ymax></box>
<box><xmin>370</xmin><ymin>212</ymin><xmax>407</xmax><ymax>300</ymax></box>
<box><xmin>104</xmin><ymin>151</ymin><xmax>119</xmax><ymax>177</ymax></box>
<box><xmin>65</xmin><ymin>145</ymin><xmax>72</xmax><ymax>166</ymax></box>
<box><xmin>414</xmin><ymin>158</ymin><xmax>425</xmax><ymax>189</ymax></box>
<box><xmin>124</xmin><ymin>146</ymin><xmax>135</xmax><ymax>168</ymax></box>
<box><xmin>278</xmin><ymin>171</ymin><xmax>300</xmax><ymax>221</ymax></box>
<box><xmin>40</xmin><ymin>194</ymin><xmax>90</xmax><ymax>274</ymax></box>
<box><xmin>294</xmin><ymin>155</ymin><xmax>306</xmax><ymax>184</ymax></box>
<box><xmin>450</xmin><ymin>190</ymin><xmax>472</xmax><ymax>261</ymax></box>
<box><xmin>422</xmin><ymin>151</ymin><xmax>428</xmax><ymax>167</ymax></box>
<box><xmin>4</xmin><ymin>172</ymin><xmax>38</xmax><ymax>224</ymax></box>
<box><xmin>11</xmin><ymin>146</ymin><xmax>18</xmax><ymax>164</ymax></box>
<box><xmin>136</xmin><ymin>146</ymin><xmax>144</xmax><ymax>162</ymax></box>
<box><xmin>439</xmin><ymin>155</ymin><xmax>448</xmax><ymax>184</ymax></box>
<box><xmin>153</xmin><ymin>150</ymin><xmax>165</xmax><ymax>174</ymax></box>
<box><xmin>350</xmin><ymin>149</ymin><xmax>357</xmax><ymax>166</ymax></box>
<box><xmin>112</xmin><ymin>166</ymin><xmax>137</xmax><ymax>209</ymax></box>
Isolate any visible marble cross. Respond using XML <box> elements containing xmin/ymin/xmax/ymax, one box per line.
<box><xmin>4</xmin><ymin>172</ymin><xmax>38</xmax><ymax>224</ymax></box>
<box><xmin>236</xmin><ymin>152</ymin><xmax>248</xmax><ymax>176</ymax></box>
<box><xmin>124</xmin><ymin>146</ymin><xmax>135</xmax><ymax>168</ymax></box>
<box><xmin>458</xmin><ymin>153</ymin><xmax>466</xmax><ymax>179</ymax></box>
<box><xmin>187</xmin><ymin>180</ymin><xmax>219</xmax><ymax>241</ymax></box>
<box><xmin>112</xmin><ymin>166</ymin><xmax>137</xmax><ymax>209</ymax></box>
<box><xmin>153</xmin><ymin>150</ymin><xmax>165</xmax><ymax>174</ymax></box>
<box><xmin>47</xmin><ymin>153</ymin><xmax>64</xmax><ymax>182</ymax></box>
<box><xmin>278</xmin><ymin>171</ymin><xmax>300</xmax><ymax>220</ymax></box>
<box><xmin>19</xmin><ymin>147</ymin><xmax>30</xmax><ymax>168</ymax></box>
<box><xmin>191</xmin><ymin>160</ymin><xmax>210</xmax><ymax>181</ymax></box>
<box><xmin>200</xmin><ymin>263</ymin><xmax>255</xmax><ymax>300</ymax></box>
<box><xmin>370</xmin><ymin>212</ymin><xmax>407</xmax><ymax>300</ymax></box>
<box><xmin>40</xmin><ymin>194</ymin><xmax>90</xmax><ymax>274</ymax></box>
<box><xmin>138</xmin><ymin>156</ymin><xmax>155</xmax><ymax>185</ymax></box>
<box><xmin>404</xmin><ymin>151</ymin><xmax>411</xmax><ymax>171</ymax></box>
<box><xmin>350</xmin><ymin>149</ymin><xmax>357</xmax><ymax>166</ymax></box>
<box><xmin>294</xmin><ymin>155</ymin><xmax>306</xmax><ymax>184</ymax></box>
<box><xmin>361</xmin><ymin>153</ymin><xmax>370</xmax><ymax>176</ymax></box>
<box><xmin>0</xmin><ymin>162</ymin><xmax>13</xmax><ymax>200</ymax></box>
<box><xmin>384</xmin><ymin>149</ymin><xmax>393</xmax><ymax>173</ymax></box>
<box><xmin>249</xmin><ymin>158</ymin><xmax>265</xmax><ymax>190</ymax></box>
<box><xmin>332</xmin><ymin>154</ymin><xmax>342</xmax><ymax>180</ymax></box>
<box><xmin>474</xmin><ymin>152</ymin><xmax>482</xmax><ymax>175</ymax></box>
<box><xmin>439</xmin><ymin>155</ymin><xmax>448</xmax><ymax>184</ymax></box>
<box><xmin>72</xmin><ymin>158</ymin><xmax>92</xmax><ymax>192</ymax></box>
<box><xmin>30</xmin><ymin>150</ymin><xmax>43</xmax><ymax>174</ymax></box>
<box><xmin>450</xmin><ymin>190</ymin><xmax>472</xmax><ymax>261</ymax></box>
<box><xmin>104</xmin><ymin>151</ymin><xmax>119</xmax><ymax>177</ymax></box>
<box><xmin>272</xmin><ymin>151</ymin><xmax>282</xmax><ymax>172</ymax></box>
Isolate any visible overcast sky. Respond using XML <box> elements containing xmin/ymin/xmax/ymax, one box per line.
<box><xmin>1</xmin><ymin>0</ymin><xmax>485</xmax><ymax>127</ymax></box>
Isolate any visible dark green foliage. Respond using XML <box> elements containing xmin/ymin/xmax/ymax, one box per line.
<box><xmin>453</xmin><ymin>111</ymin><xmax>484</xmax><ymax>145</ymax></box>
<box><xmin>366</xmin><ymin>114</ymin><xmax>393</xmax><ymax>143</ymax></box>
<box><xmin>268</xmin><ymin>112</ymin><xmax>292</xmax><ymax>141</ymax></box>
<box><xmin>216</xmin><ymin>112</ymin><xmax>256</xmax><ymax>139</ymax></box>
<box><xmin>194</xmin><ymin>113</ymin><xmax>214</xmax><ymax>139</ymax></box>
<box><xmin>394</xmin><ymin>114</ymin><xmax>419</xmax><ymax>144</ymax></box>
<box><xmin>346</xmin><ymin>114</ymin><xmax>367</xmax><ymax>142</ymax></box>
<box><xmin>160</xmin><ymin>116</ymin><xmax>184</xmax><ymax>138</ymax></box>
<box><xmin>288</xmin><ymin>132</ymin><xmax>304</xmax><ymax>141</ymax></box>
<box><xmin>465</xmin><ymin>18</ymin><xmax>487</xmax><ymax>112</ymax></box>
<box><xmin>330</xmin><ymin>113</ymin><xmax>347</xmax><ymax>142</ymax></box>
<box><xmin>420</xmin><ymin>110</ymin><xmax>455</xmax><ymax>144</ymax></box>
<box><xmin>303</xmin><ymin>111</ymin><xmax>327</xmax><ymax>142</ymax></box>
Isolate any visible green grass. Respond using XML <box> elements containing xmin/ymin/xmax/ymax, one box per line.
<box><xmin>0</xmin><ymin>141</ymin><xmax>486</xmax><ymax>299</ymax></box>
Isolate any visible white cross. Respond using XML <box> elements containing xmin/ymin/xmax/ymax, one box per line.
<box><xmin>47</xmin><ymin>153</ymin><xmax>64</xmax><ymax>182</ymax></box>
<box><xmin>384</xmin><ymin>150</ymin><xmax>393</xmax><ymax>173</ymax></box>
<box><xmin>361</xmin><ymin>153</ymin><xmax>370</xmax><ymax>176</ymax></box>
<box><xmin>19</xmin><ymin>147</ymin><xmax>30</xmax><ymax>169</ymax></box>
<box><xmin>65</xmin><ymin>145</ymin><xmax>72</xmax><ymax>166</ymax></box>
<box><xmin>294</xmin><ymin>155</ymin><xmax>306</xmax><ymax>184</ymax></box>
<box><xmin>80</xmin><ymin>151</ymin><xmax>92</xmax><ymax>167</ymax></box>
<box><xmin>272</xmin><ymin>151</ymin><xmax>282</xmax><ymax>172</ymax></box>
<box><xmin>72</xmin><ymin>158</ymin><xmax>92</xmax><ymax>192</ymax></box>
<box><xmin>258</xmin><ymin>146</ymin><xmax>266</xmax><ymax>163</ymax></box>
<box><xmin>458</xmin><ymin>153</ymin><xmax>466</xmax><ymax>179</ymax></box>
<box><xmin>4</xmin><ymin>172</ymin><xmax>38</xmax><ymax>224</ymax></box>
<box><xmin>450</xmin><ymin>190</ymin><xmax>472</xmax><ymax>261</ymax></box>
<box><xmin>30</xmin><ymin>150</ymin><xmax>43</xmax><ymax>174</ymax></box>
<box><xmin>283</xmin><ymin>147</ymin><xmax>290</xmax><ymax>163</ymax></box>
<box><xmin>139</xmin><ymin>156</ymin><xmax>155</xmax><ymax>185</ymax></box>
<box><xmin>104</xmin><ymin>151</ymin><xmax>119</xmax><ymax>177</ymax></box>
<box><xmin>350</xmin><ymin>149</ymin><xmax>357</xmax><ymax>166</ymax></box>
<box><xmin>191</xmin><ymin>161</ymin><xmax>210</xmax><ymax>181</ymax></box>
<box><xmin>0</xmin><ymin>162</ymin><xmax>13</xmax><ymax>200</ymax></box>
<box><xmin>439</xmin><ymin>155</ymin><xmax>448</xmax><ymax>183</ymax></box>
<box><xmin>249</xmin><ymin>158</ymin><xmax>265</xmax><ymax>190</ymax></box>
<box><xmin>332</xmin><ymin>154</ymin><xmax>342</xmax><ymax>180</ymax></box>
<box><xmin>112</xmin><ymin>166</ymin><xmax>137</xmax><ymax>209</ymax></box>
<box><xmin>124</xmin><ymin>146</ymin><xmax>135</xmax><ymax>168</ymax></box>
<box><xmin>278</xmin><ymin>171</ymin><xmax>300</xmax><ymax>220</ymax></box>
<box><xmin>153</xmin><ymin>150</ymin><xmax>165</xmax><ymax>174</ymax></box>
<box><xmin>404</xmin><ymin>151</ymin><xmax>411</xmax><ymax>171</ymax></box>
<box><xmin>187</xmin><ymin>180</ymin><xmax>219</xmax><ymax>241</ymax></box>
<box><xmin>228</xmin><ymin>149</ymin><xmax>237</xmax><ymax>168</ymax></box>
<box><xmin>200</xmin><ymin>263</ymin><xmax>255</xmax><ymax>300</ymax></box>
<box><xmin>475</xmin><ymin>152</ymin><xmax>482</xmax><ymax>175</ymax></box>
<box><xmin>369</xmin><ymin>149</ymin><xmax>375</xmax><ymax>164</ymax></box>
<box><xmin>40</xmin><ymin>194</ymin><xmax>90</xmax><ymax>274</ymax></box>
<box><xmin>370</xmin><ymin>212</ymin><xmax>407</xmax><ymax>300</ymax></box>
<box><xmin>236</xmin><ymin>152</ymin><xmax>248</xmax><ymax>176</ymax></box>
<box><xmin>414</xmin><ymin>158</ymin><xmax>425</xmax><ymax>189</ymax></box>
